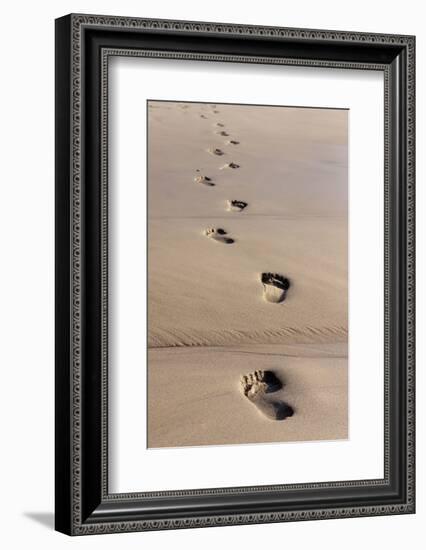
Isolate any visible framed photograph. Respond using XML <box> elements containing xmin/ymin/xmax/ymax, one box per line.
<box><xmin>55</xmin><ymin>14</ymin><xmax>415</xmax><ymax>535</ymax></box>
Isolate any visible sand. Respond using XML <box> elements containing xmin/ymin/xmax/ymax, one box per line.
<box><xmin>148</xmin><ymin>343</ymin><xmax>347</xmax><ymax>448</ymax></box>
<box><xmin>147</xmin><ymin>101</ymin><xmax>348</xmax><ymax>448</ymax></box>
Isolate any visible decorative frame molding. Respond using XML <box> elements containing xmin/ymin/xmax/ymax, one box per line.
<box><xmin>55</xmin><ymin>13</ymin><xmax>415</xmax><ymax>535</ymax></box>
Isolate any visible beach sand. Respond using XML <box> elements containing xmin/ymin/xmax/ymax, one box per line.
<box><xmin>148</xmin><ymin>343</ymin><xmax>347</xmax><ymax>448</ymax></box>
<box><xmin>147</xmin><ymin>101</ymin><xmax>348</xmax><ymax>448</ymax></box>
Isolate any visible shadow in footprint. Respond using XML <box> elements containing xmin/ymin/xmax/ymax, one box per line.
<box><xmin>261</xmin><ymin>272</ymin><xmax>290</xmax><ymax>303</ymax></box>
<box><xmin>240</xmin><ymin>370</ymin><xmax>294</xmax><ymax>420</ymax></box>
<box><xmin>227</xmin><ymin>200</ymin><xmax>248</xmax><ymax>212</ymax></box>
<box><xmin>262</xmin><ymin>370</ymin><xmax>283</xmax><ymax>392</ymax></box>
<box><xmin>205</xmin><ymin>227</ymin><xmax>235</xmax><ymax>244</ymax></box>
<box><xmin>220</xmin><ymin>162</ymin><xmax>240</xmax><ymax>170</ymax></box>
<box><xmin>208</xmin><ymin>147</ymin><xmax>225</xmax><ymax>156</ymax></box>
<box><xmin>194</xmin><ymin>175</ymin><xmax>215</xmax><ymax>186</ymax></box>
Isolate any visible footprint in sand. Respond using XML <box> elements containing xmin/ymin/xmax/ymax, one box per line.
<box><xmin>220</xmin><ymin>162</ymin><xmax>240</xmax><ymax>170</ymax></box>
<box><xmin>194</xmin><ymin>175</ymin><xmax>215</xmax><ymax>186</ymax></box>
<box><xmin>227</xmin><ymin>200</ymin><xmax>248</xmax><ymax>212</ymax></box>
<box><xmin>216</xmin><ymin>130</ymin><xmax>230</xmax><ymax>137</ymax></box>
<box><xmin>240</xmin><ymin>370</ymin><xmax>294</xmax><ymax>420</ymax></box>
<box><xmin>208</xmin><ymin>147</ymin><xmax>225</xmax><ymax>156</ymax></box>
<box><xmin>226</xmin><ymin>140</ymin><xmax>240</xmax><ymax>145</ymax></box>
<box><xmin>200</xmin><ymin>114</ymin><xmax>208</xmax><ymax>119</ymax></box>
<box><xmin>214</xmin><ymin>122</ymin><xmax>226</xmax><ymax>128</ymax></box>
<box><xmin>205</xmin><ymin>227</ymin><xmax>235</xmax><ymax>244</ymax></box>
<box><xmin>261</xmin><ymin>273</ymin><xmax>290</xmax><ymax>303</ymax></box>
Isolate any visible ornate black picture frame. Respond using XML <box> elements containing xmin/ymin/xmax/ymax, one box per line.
<box><xmin>55</xmin><ymin>13</ymin><xmax>415</xmax><ymax>535</ymax></box>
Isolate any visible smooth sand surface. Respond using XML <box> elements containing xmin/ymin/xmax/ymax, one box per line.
<box><xmin>148</xmin><ymin>343</ymin><xmax>348</xmax><ymax>448</ymax></box>
<box><xmin>147</xmin><ymin>101</ymin><xmax>348</xmax><ymax>447</ymax></box>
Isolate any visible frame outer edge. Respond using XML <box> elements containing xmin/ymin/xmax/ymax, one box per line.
<box><xmin>405</xmin><ymin>35</ymin><xmax>415</xmax><ymax>513</ymax></box>
<box><xmin>55</xmin><ymin>14</ymin><xmax>73</xmax><ymax>536</ymax></box>
<box><xmin>70</xmin><ymin>13</ymin><xmax>83</xmax><ymax>536</ymax></box>
<box><xmin>61</xmin><ymin>13</ymin><xmax>415</xmax><ymax>535</ymax></box>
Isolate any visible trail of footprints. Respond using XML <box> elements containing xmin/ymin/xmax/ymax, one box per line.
<box><xmin>197</xmin><ymin>111</ymin><xmax>243</xmax><ymax>245</ymax></box>
<box><xmin>193</xmin><ymin>104</ymin><xmax>291</xmax><ymax>308</ymax></box>
<box><xmin>188</xmin><ymin>103</ymin><xmax>293</xmax><ymax>420</ymax></box>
